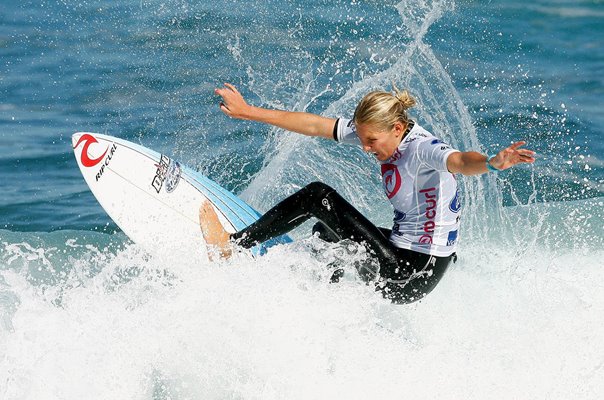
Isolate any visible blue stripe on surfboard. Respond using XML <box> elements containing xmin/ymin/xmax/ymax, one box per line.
<box><xmin>180</xmin><ymin>166</ymin><xmax>293</xmax><ymax>250</ymax></box>
<box><xmin>181</xmin><ymin>165</ymin><xmax>259</xmax><ymax>227</ymax></box>
<box><xmin>182</xmin><ymin>165</ymin><xmax>255</xmax><ymax>230</ymax></box>
<box><xmin>182</xmin><ymin>166</ymin><xmax>293</xmax><ymax>255</ymax></box>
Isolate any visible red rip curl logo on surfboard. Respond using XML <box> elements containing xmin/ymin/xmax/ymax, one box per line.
<box><xmin>74</xmin><ymin>134</ymin><xmax>108</xmax><ymax>167</ymax></box>
<box><xmin>381</xmin><ymin>163</ymin><xmax>401</xmax><ymax>199</ymax></box>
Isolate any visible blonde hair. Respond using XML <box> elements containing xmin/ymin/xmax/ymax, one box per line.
<box><xmin>353</xmin><ymin>85</ymin><xmax>416</xmax><ymax>131</ymax></box>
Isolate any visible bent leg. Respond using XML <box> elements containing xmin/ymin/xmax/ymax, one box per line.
<box><xmin>231</xmin><ymin>181</ymin><xmax>453</xmax><ymax>304</ymax></box>
<box><xmin>231</xmin><ymin>181</ymin><xmax>328</xmax><ymax>248</ymax></box>
<box><xmin>232</xmin><ymin>182</ymin><xmax>396</xmax><ymax>265</ymax></box>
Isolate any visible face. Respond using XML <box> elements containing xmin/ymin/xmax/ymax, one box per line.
<box><xmin>355</xmin><ymin>121</ymin><xmax>406</xmax><ymax>161</ymax></box>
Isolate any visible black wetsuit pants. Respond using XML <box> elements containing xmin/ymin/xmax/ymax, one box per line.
<box><xmin>231</xmin><ymin>182</ymin><xmax>455</xmax><ymax>304</ymax></box>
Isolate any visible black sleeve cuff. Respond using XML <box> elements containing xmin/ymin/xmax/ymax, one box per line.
<box><xmin>332</xmin><ymin>118</ymin><xmax>340</xmax><ymax>142</ymax></box>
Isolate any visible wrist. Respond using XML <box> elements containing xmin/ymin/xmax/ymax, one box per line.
<box><xmin>240</xmin><ymin>105</ymin><xmax>257</xmax><ymax>120</ymax></box>
<box><xmin>486</xmin><ymin>155</ymin><xmax>500</xmax><ymax>172</ymax></box>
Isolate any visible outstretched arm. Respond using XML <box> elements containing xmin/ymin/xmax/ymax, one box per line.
<box><xmin>215</xmin><ymin>83</ymin><xmax>336</xmax><ymax>139</ymax></box>
<box><xmin>447</xmin><ymin>141</ymin><xmax>535</xmax><ymax>175</ymax></box>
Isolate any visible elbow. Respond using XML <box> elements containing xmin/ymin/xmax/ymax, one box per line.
<box><xmin>446</xmin><ymin>153</ymin><xmax>463</xmax><ymax>175</ymax></box>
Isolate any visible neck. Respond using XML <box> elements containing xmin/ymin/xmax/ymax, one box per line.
<box><xmin>398</xmin><ymin>120</ymin><xmax>414</xmax><ymax>145</ymax></box>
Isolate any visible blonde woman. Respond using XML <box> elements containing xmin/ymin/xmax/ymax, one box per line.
<box><xmin>201</xmin><ymin>83</ymin><xmax>535</xmax><ymax>304</ymax></box>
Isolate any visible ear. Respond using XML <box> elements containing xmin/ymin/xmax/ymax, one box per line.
<box><xmin>393</xmin><ymin>121</ymin><xmax>405</xmax><ymax>137</ymax></box>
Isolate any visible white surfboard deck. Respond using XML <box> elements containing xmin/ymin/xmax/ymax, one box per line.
<box><xmin>72</xmin><ymin>132</ymin><xmax>290</xmax><ymax>260</ymax></box>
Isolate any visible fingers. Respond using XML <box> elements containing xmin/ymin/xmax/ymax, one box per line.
<box><xmin>214</xmin><ymin>87</ymin><xmax>228</xmax><ymax>97</ymax></box>
<box><xmin>215</xmin><ymin>83</ymin><xmax>239</xmax><ymax>104</ymax></box>
<box><xmin>219</xmin><ymin>102</ymin><xmax>231</xmax><ymax>116</ymax></box>
<box><xmin>215</xmin><ymin>82</ymin><xmax>238</xmax><ymax>96</ymax></box>
<box><xmin>215</xmin><ymin>84</ymin><xmax>236</xmax><ymax>115</ymax></box>
<box><xmin>214</xmin><ymin>82</ymin><xmax>249</xmax><ymax>119</ymax></box>
<box><xmin>513</xmin><ymin>148</ymin><xmax>536</xmax><ymax>165</ymax></box>
<box><xmin>517</xmin><ymin>149</ymin><xmax>535</xmax><ymax>157</ymax></box>
<box><xmin>224</xmin><ymin>82</ymin><xmax>239</xmax><ymax>93</ymax></box>
<box><xmin>505</xmin><ymin>141</ymin><xmax>536</xmax><ymax>162</ymax></box>
<box><xmin>494</xmin><ymin>141</ymin><xmax>536</xmax><ymax>169</ymax></box>
<box><xmin>509</xmin><ymin>141</ymin><xmax>526</xmax><ymax>150</ymax></box>
<box><xmin>515</xmin><ymin>145</ymin><xmax>535</xmax><ymax>161</ymax></box>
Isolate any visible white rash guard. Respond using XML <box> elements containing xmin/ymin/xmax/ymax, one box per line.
<box><xmin>334</xmin><ymin>118</ymin><xmax>461</xmax><ymax>257</ymax></box>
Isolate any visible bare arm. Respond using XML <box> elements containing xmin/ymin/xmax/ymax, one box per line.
<box><xmin>447</xmin><ymin>141</ymin><xmax>535</xmax><ymax>175</ymax></box>
<box><xmin>215</xmin><ymin>83</ymin><xmax>336</xmax><ymax>139</ymax></box>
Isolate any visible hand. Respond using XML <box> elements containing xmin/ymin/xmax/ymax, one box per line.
<box><xmin>214</xmin><ymin>83</ymin><xmax>252</xmax><ymax>120</ymax></box>
<box><xmin>490</xmin><ymin>141</ymin><xmax>536</xmax><ymax>171</ymax></box>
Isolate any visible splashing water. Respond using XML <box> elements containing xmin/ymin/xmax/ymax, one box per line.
<box><xmin>239</xmin><ymin>0</ymin><xmax>494</xmax><ymax>242</ymax></box>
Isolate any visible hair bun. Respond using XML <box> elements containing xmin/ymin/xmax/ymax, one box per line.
<box><xmin>391</xmin><ymin>82</ymin><xmax>416</xmax><ymax>110</ymax></box>
<box><xmin>354</xmin><ymin>87</ymin><xmax>416</xmax><ymax>130</ymax></box>
<box><xmin>394</xmin><ymin>89</ymin><xmax>416</xmax><ymax>110</ymax></box>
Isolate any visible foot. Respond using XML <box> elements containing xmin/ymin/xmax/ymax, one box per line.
<box><xmin>199</xmin><ymin>201</ymin><xmax>232</xmax><ymax>260</ymax></box>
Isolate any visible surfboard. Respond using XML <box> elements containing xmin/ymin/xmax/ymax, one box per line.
<box><xmin>72</xmin><ymin>132</ymin><xmax>291</xmax><ymax>260</ymax></box>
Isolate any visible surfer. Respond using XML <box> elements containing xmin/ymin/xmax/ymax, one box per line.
<box><xmin>200</xmin><ymin>83</ymin><xmax>535</xmax><ymax>304</ymax></box>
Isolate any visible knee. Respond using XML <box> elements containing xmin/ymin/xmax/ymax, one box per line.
<box><xmin>302</xmin><ymin>181</ymin><xmax>335</xmax><ymax>196</ymax></box>
<box><xmin>377</xmin><ymin>259</ymin><xmax>451</xmax><ymax>304</ymax></box>
<box><xmin>312</xmin><ymin>221</ymin><xmax>341</xmax><ymax>243</ymax></box>
<box><xmin>378</xmin><ymin>281</ymin><xmax>428</xmax><ymax>305</ymax></box>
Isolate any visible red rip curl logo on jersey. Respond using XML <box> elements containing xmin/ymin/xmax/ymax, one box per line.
<box><xmin>381</xmin><ymin>163</ymin><xmax>401</xmax><ymax>199</ymax></box>
<box><xmin>74</xmin><ymin>134</ymin><xmax>108</xmax><ymax>167</ymax></box>
<box><xmin>418</xmin><ymin>187</ymin><xmax>437</xmax><ymax>244</ymax></box>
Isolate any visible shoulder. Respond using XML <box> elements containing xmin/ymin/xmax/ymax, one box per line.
<box><xmin>333</xmin><ymin>118</ymin><xmax>360</xmax><ymax>145</ymax></box>
<box><xmin>409</xmin><ymin>124</ymin><xmax>451</xmax><ymax>149</ymax></box>
<box><xmin>403</xmin><ymin>124</ymin><xmax>435</xmax><ymax>150</ymax></box>
<box><xmin>408</xmin><ymin>125</ymin><xmax>459</xmax><ymax>169</ymax></box>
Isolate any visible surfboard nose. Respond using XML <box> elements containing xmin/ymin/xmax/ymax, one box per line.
<box><xmin>72</xmin><ymin>132</ymin><xmax>88</xmax><ymax>148</ymax></box>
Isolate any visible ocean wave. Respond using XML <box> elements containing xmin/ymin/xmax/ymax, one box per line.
<box><xmin>533</xmin><ymin>6</ymin><xmax>604</xmax><ymax>19</ymax></box>
<box><xmin>1</xmin><ymin>196</ymin><xmax>603</xmax><ymax>399</ymax></box>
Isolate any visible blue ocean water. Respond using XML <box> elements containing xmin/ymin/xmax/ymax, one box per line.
<box><xmin>1</xmin><ymin>1</ymin><xmax>603</xmax><ymax>399</ymax></box>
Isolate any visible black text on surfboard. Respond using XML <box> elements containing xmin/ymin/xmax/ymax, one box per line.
<box><xmin>152</xmin><ymin>154</ymin><xmax>181</xmax><ymax>194</ymax></box>
<box><xmin>95</xmin><ymin>144</ymin><xmax>117</xmax><ymax>182</ymax></box>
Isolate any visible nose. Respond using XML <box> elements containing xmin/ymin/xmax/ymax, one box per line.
<box><xmin>363</xmin><ymin>144</ymin><xmax>371</xmax><ymax>152</ymax></box>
